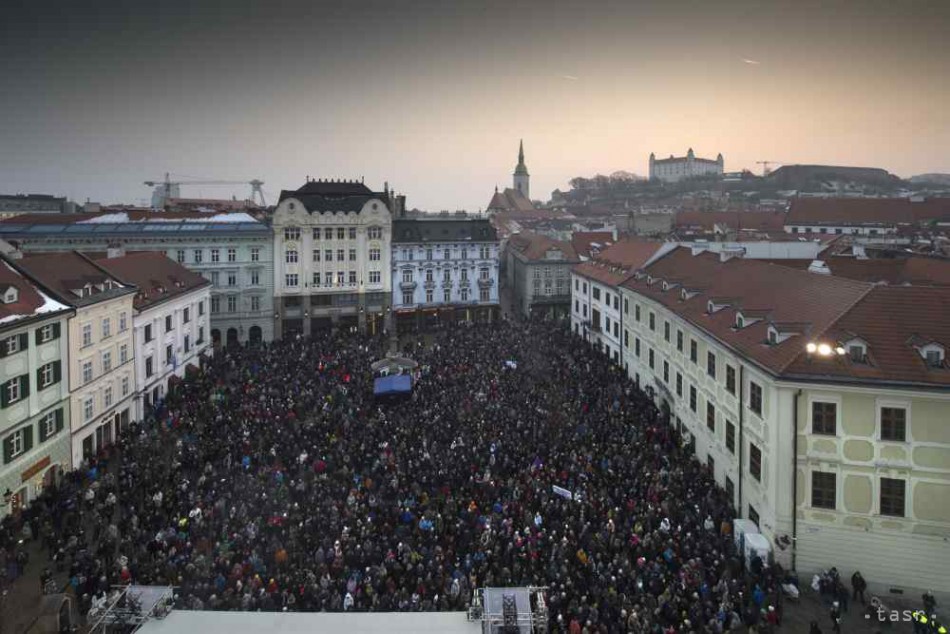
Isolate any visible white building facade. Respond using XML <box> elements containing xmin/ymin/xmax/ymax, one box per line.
<box><xmin>391</xmin><ymin>215</ymin><xmax>500</xmax><ymax>326</ymax></box>
<box><xmin>94</xmin><ymin>252</ymin><xmax>212</xmax><ymax>420</ymax></box>
<box><xmin>649</xmin><ymin>148</ymin><xmax>724</xmax><ymax>182</ymax></box>
<box><xmin>272</xmin><ymin>180</ymin><xmax>395</xmax><ymax>337</ymax></box>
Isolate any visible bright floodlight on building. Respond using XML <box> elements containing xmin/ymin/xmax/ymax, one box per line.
<box><xmin>818</xmin><ymin>343</ymin><xmax>832</xmax><ymax>356</ymax></box>
<box><xmin>835</xmin><ymin>346</ymin><xmax>846</xmax><ymax>356</ymax></box>
<box><xmin>806</xmin><ymin>343</ymin><xmax>818</xmax><ymax>353</ymax></box>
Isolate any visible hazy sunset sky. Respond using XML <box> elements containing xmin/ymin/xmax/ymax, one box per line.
<box><xmin>2</xmin><ymin>0</ymin><xmax>948</xmax><ymax>211</ymax></box>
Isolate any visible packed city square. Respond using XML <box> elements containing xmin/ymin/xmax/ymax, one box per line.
<box><xmin>0</xmin><ymin>320</ymin><xmax>813</xmax><ymax>632</ymax></box>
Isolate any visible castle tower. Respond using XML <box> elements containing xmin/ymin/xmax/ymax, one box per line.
<box><xmin>513</xmin><ymin>139</ymin><xmax>530</xmax><ymax>199</ymax></box>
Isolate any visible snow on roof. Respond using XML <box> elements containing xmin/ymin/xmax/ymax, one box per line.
<box><xmin>0</xmin><ymin>261</ymin><xmax>70</xmax><ymax>325</ymax></box>
<box><xmin>78</xmin><ymin>212</ymin><xmax>259</xmax><ymax>224</ymax></box>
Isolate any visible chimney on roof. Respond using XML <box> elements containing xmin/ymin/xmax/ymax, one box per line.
<box><xmin>106</xmin><ymin>244</ymin><xmax>125</xmax><ymax>259</ymax></box>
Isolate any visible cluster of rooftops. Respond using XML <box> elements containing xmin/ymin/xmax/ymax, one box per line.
<box><xmin>576</xmin><ymin>240</ymin><xmax>950</xmax><ymax>388</ymax></box>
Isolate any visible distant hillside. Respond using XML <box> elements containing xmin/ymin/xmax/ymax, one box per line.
<box><xmin>766</xmin><ymin>164</ymin><xmax>902</xmax><ymax>193</ymax></box>
<box><xmin>910</xmin><ymin>173</ymin><xmax>950</xmax><ymax>186</ymax></box>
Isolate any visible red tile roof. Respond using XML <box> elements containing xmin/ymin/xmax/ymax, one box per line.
<box><xmin>783</xmin><ymin>286</ymin><xmax>950</xmax><ymax>387</ymax></box>
<box><xmin>766</xmin><ymin>256</ymin><xmax>950</xmax><ymax>287</ymax></box>
<box><xmin>574</xmin><ymin>238</ymin><xmax>665</xmax><ymax>286</ymax></box>
<box><xmin>623</xmin><ymin>248</ymin><xmax>872</xmax><ymax>375</ymax></box>
<box><xmin>571</xmin><ymin>231</ymin><xmax>614</xmax><ymax>259</ymax></box>
<box><xmin>93</xmin><ymin>252</ymin><xmax>211</xmax><ymax>311</ymax></box>
<box><xmin>0</xmin><ymin>261</ymin><xmax>69</xmax><ymax>326</ymax></box>
<box><xmin>507</xmin><ymin>233</ymin><xmax>578</xmax><ymax>262</ymax></box>
<box><xmin>786</xmin><ymin>197</ymin><xmax>950</xmax><ymax>227</ymax></box>
<box><xmin>15</xmin><ymin>252</ymin><xmax>132</xmax><ymax>306</ymax></box>
<box><xmin>486</xmin><ymin>188</ymin><xmax>535</xmax><ymax>212</ymax></box>
<box><xmin>622</xmin><ymin>248</ymin><xmax>950</xmax><ymax>387</ymax></box>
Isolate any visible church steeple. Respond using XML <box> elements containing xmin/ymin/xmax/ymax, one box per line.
<box><xmin>513</xmin><ymin>139</ymin><xmax>530</xmax><ymax>199</ymax></box>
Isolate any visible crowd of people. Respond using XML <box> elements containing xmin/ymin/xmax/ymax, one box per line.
<box><xmin>3</xmin><ymin>320</ymin><xmax>798</xmax><ymax>632</ymax></box>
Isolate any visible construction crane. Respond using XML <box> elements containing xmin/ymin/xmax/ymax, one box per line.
<box><xmin>755</xmin><ymin>161</ymin><xmax>784</xmax><ymax>177</ymax></box>
<box><xmin>144</xmin><ymin>173</ymin><xmax>266</xmax><ymax>209</ymax></box>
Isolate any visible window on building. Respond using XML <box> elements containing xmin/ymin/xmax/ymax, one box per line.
<box><xmin>676</xmin><ymin>330</ymin><xmax>683</xmax><ymax>353</ymax></box>
<box><xmin>750</xmin><ymin>443</ymin><xmax>762</xmax><ymax>481</ymax></box>
<box><xmin>198</xmin><ymin>301</ymin><xmax>205</xmax><ymax>316</ymax></box>
<box><xmin>211</xmin><ymin>249</ymin><xmax>220</xmax><ymax>263</ymax></box>
<box><xmin>634</xmin><ymin>338</ymin><xmax>641</xmax><ymax>358</ymax></box>
<box><xmin>176</xmin><ymin>250</ymin><xmax>185</xmax><ymax>263</ymax></box>
<box><xmin>689</xmin><ymin>385</ymin><xmax>697</xmax><ymax>412</ymax></box>
<box><xmin>707</xmin><ymin>352</ymin><xmax>716</xmax><ymax>378</ymax></box>
<box><xmin>426</xmin><ymin>249</ymin><xmax>433</xmax><ymax>261</ymax></box>
<box><xmin>210</xmin><ymin>271</ymin><xmax>220</xmax><ymax>286</ymax></box>
<box><xmin>183</xmin><ymin>307</ymin><xmax>190</xmax><ymax>324</ymax></box>
<box><xmin>119</xmin><ymin>344</ymin><xmax>128</xmax><ymax>364</ymax></box>
<box><xmin>37</xmin><ymin>324</ymin><xmax>57</xmax><ymax>344</ymax></box>
<box><xmin>82</xmin><ymin>360</ymin><xmax>93</xmax><ymax>385</ymax></box>
<box><xmin>349</xmin><ymin>227</ymin><xmax>356</xmax><ymax>240</ymax></box>
<box><xmin>369</xmin><ymin>226</ymin><xmax>382</xmax><ymax>240</ymax></box>
<box><xmin>227</xmin><ymin>248</ymin><xmax>236</xmax><ymax>262</ymax></box>
<box><xmin>144</xmin><ymin>324</ymin><xmax>153</xmax><ymax>343</ymax></box>
<box><xmin>145</xmin><ymin>356</ymin><xmax>153</xmax><ymax>378</ymax></box>
<box><xmin>227</xmin><ymin>272</ymin><xmax>237</xmax><ymax>287</ymax></box>
<box><xmin>211</xmin><ymin>297</ymin><xmax>220</xmax><ymax>313</ymax></box>
<box><xmin>348</xmin><ymin>271</ymin><xmax>357</xmax><ymax>285</ymax></box>
<box><xmin>663</xmin><ymin>360</ymin><xmax>669</xmax><ymax>383</ymax></box>
<box><xmin>284</xmin><ymin>227</ymin><xmax>300</xmax><ymax>241</ymax></box>
<box><xmin>337</xmin><ymin>228</ymin><xmax>345</xmax><ymax>240</ymax></box>
<box><xmin>251</xmin><ymin>247</ymin><xmax>260</xmax><ymax>262</ymax></box>
<box><xmin>285</xmin><ymin>274</ymin><xmax>298</xmax><ymax>287</ymax></box>
<box><xmin>812</xmin><ymin>401</ymin><xmax>837</xmax><ymax>435</ymax></box>
<box><xmin>878</xmin><ymin>476</ymin><xmax>906</xmax><ymax>518</ymax></box>
<box><xmin>38</xmin><ymin>361</ymin><xmax>57</xmax><ymax>388</ymax></box>
<box><xmin>593</xmin><ymin>287</ymin><xmax>600</xmax><ymax>301</ymax></box>
<box><xmin>402</xmin><ymin>270</ymin><xmax>413</xmax><ymax>284</ymax></box>
<box><xmin>325</xmin><ymin>249</ymin><xmax>333</xmax><ymax>262</ymax></box>
<box><xmin>369</xmin><ymin>248</ymin><xmax>381</xmax><ymax>261</ymax></box>
<box><xmin>460</xmin><ymin>248</ymin><xmax>468</xmax><ymax>260</ymax></box>
<box><xmin>477</xmin><ymin>288</ymin><xmax>488</xmax><ymax>302</ymax></box>
<box><xmin>444</xmin><ymin>288</ymin><xmax>451</xmax><ymax>303</ymax></box>
<box><xmin>102</xmin><ymin>351</ymin><xmax>112</xmax><ymax>373</ymax></box>
<box><xmin>726</xmin><ymin>420</ymin><xmax>736</xmax><ymax>453</ymax></box>
<box><xmin>227</xmin><ymin>296</ymin><xmax>237</xmax><ymax>312</ymax></box>
<box><xmin>312</xmin><ymin>272</ymin><xmax>321</xmax><ymax>286</ymax></box>
<box><xmin>664</xmin><ymin>321</ymin><xmax>671</xmax><ymax>342</ymax></box>
<box><xmin>103</xmin><ymin>385</ymin><xmax>113</xmax><ymax>409</ymax></box>
<box><xmin>286</xmin><ymin>250</ymin><xmax>298</xmax><ymax>263</ymax></box>
<box><xmin>648</xmin><ymin>348</ymin><xmax>654</xmax><ymax>369</ymax></box>
<box><xmin>425</xmin><ymin>289</ymin><xmax>433</xmax><ymax>303</ymax></box>
<box><xmin>726</xmin><ymin>366</ymin><xmax>736</xmax><ymax>395</ymax></box>
<box><xmin>250</xmin><ymin>296</ymin><xmax>260</xmax><ymax>311</ymax></box>
<box><xmin>369</xmin><ymin>271</ymin><xmax>381</xmax><ymax>284</ymax></box>
<box><xmin>690</xmin><ymin>340</ymin><xmax>698</xmax><ymax>363</ymax></box>
<box><xmin>402</xmin><ymin>291</ymin><xmax>413</xmax><ymax>305</ymax></box>
<box><xmin>349</xmin><ymin>249</ymin><xmax>357</xmax><ymax>262</ymax></box>
<box><xmin>725</xmin><ymin>477</ymin><xmax>735</xmax><ymax>503</ymax></box>
<box><xmin>880</xmin><ymin>407</ymin><xmax>907</xmax><ymax>442</ymax></box>
<box><xmin>197</xmin><ymin>327</ymin><xmax>205</xmax><ymax>345</ymax></box>
<box><xmin>707</xmin><ymin>402</ymin><xmax>716</xmax><ymax>432</ymax></box>
<box><xmin>250</xmin><ymin>271</ymin><xmax>260</xmax><ymax>286</ymax></box>
<box><xmin>444</xmin><ymin>249</ymin><xmax>451</xmax><ymax>260</ymax></box>
<box><xmin>165</xmin><ymin>315</ymin><xmax>173</xmax><ymax>332</ymax></box>
<box><xmin>649</xmin><ymin>313</ymin><xmax>655</xmax><ymax>331</ymax></box>
<box><xmin>121</xmin><ymin>375</ymin><xmax>130</xmax><ymax>396</ymax></box>
<box><xmin>479</xmin><ymin>268</ymin><xmax>490</xmax><ymax>281</ymax></box>
<box><xmin>676</xmin><ymin>372</ymin><xmax>683</xmax><ymax>397</ymax></box>
<box><xmin>336</xmin><ymin>249</ymin><xmax>344</xmax><ymax>262</ymax></box>
<box><xmin>613</xmin><ymin>296</ymin><xmax>619</xmax><ymax>311</ymax></box>
<box><xmin>750</xmin><ymin>381</ymin><xmax>763</xmax><ymax>416</ymax></box>
<box><xmin>635</xmin><ymin>304</ymin><xmax>640</xmax><ymax>322</ymax></box>
<box><xmin>165</xmin><ymin>344</ymin><xmax>173</xmax><ymax>365</ymax></box>
<box><xmin>812</xmin><ymin>472</ymin><xmax>836</xmax><ymax>509</ymax></box>
<box><xmin>748</xmin><ymin>505</ymin><xmax>759</xmax><ymax>528</ymax></box>
<box><xmin>194</xmin><ymin>249</ymin><xmax>203</xmax><ymax>264</ymax></box>
<box><xmin>461</xmin><ymin>287</ymin><xmax>469</xmax><ymax>301</ymax></box>
<box><xmin>82</xmin><ymin>324</ymin><xmax>92</xmax><ymax>347</ymax></box>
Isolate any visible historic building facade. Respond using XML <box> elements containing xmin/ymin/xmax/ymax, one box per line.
<box><xmin>94</xmin><ymin>252</ymin><xmax>212</xmax><ymax>420</ymax></box>
<box><xmin>649</xmin><ymin>148</ymin><xmax>724</xmax><ymax>182</ymax></box>
<box><xmin>0</xmin><ymin>262</ymin><xmax>72</xmax><ymax>516</ymax></box>
<box><xmin>272</xmin><ymin>180</ymin><xmax>395</xmax><ymax>337</ymax></box>
<box><xmin>391</xmin><ymin>214</ymin><xmax>499</xmax><ymax>327</ymax></box>
<box><xmin>0</xmin><ymin>211</ymin><xmax>274</xmax><ymax>346</ymax></box>
<box><xmin>504</xmin><ymin>232</ymin><xmax>577</xmax><ymax>319</ymax></box>
<box><xmin>611</xmin><ymin>247</ymin><xmax>950</xmax><ymax>594</ymax></box>
<box><xmin>14</xmin><ymin>252</ymin><xmax>136</xmax><ymax>467</ymax></box>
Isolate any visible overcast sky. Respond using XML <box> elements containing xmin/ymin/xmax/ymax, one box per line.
<box><xmin>2</xmin><ymin>0</ymin><xmax>948</xmax><ymax>210</ymax></box>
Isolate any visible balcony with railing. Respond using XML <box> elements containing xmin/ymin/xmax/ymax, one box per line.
<box><xmin>399</xmin><ymin>280</ymin><xmax>417</xmax><ymax>291</ymax></box>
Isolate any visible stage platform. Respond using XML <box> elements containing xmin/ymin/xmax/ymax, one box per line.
<box><xmin>138</xmin><ymin>610</ymin><xmax>480</xmax><ymax>634</ymax></box>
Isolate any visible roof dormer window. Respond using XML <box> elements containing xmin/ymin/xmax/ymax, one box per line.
<box><xmin>2</xmin><ymin>287</ymin><xmax>18</xmax><ymax>304</ymax></box>
<box><xmin>921</xmin><ymin>344</ymin><xmax>945</xmax><ymax>368</ymax></box>
<box><xmin>767</xmin><ymin>328</ymin><xmax>777</xmax><ymax>345</ymax></box>
<box><xmin>845</xmin><ymin>339</ymin><xmax>867</xmax><ymax>364</ymax></box>
<box><xmin>736</xmin><ymin>314</ymin><xmax>745</xmax><ymax>329</ymax></box>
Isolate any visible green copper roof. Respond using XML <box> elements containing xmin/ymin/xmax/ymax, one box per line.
<box><xmin>514</xmin><ymin>139</ymin><xmax>529</xmax><ymax>176</ymax></box>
